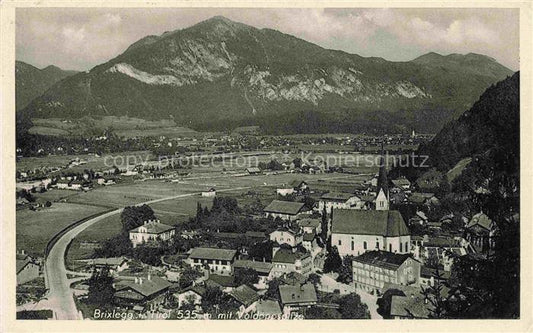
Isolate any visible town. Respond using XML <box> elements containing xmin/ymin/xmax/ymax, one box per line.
<box><xmin>16</xmin><ymin>130</ymin><xmax>503</xmax><ymax>320</ymax></box>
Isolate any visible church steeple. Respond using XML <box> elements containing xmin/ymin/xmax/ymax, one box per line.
<box><xmin>376</xmin><ymin>143</ymin><xmax>389</xmax><ymax>211</ymax></box>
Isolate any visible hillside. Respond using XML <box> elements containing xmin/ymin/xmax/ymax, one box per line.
<box><xmin>19</xmin><ymin>16</ymin><xmax>513</xmax><ymax>134</ymax></box>
<box><xmin>15</xmin><ymin>61</ymin><xmax>77</xmax><ymax>110</ymax></box>
<box><xmin>418</xmin><ymin>71</ymin><xmax>519</xmax><ymax>172</ymax></box>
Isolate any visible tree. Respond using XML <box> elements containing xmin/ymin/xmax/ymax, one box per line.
<box><xmin>44</xmin><ymin>201</ymin><xmax>52</xmax><ymax>207</ymax></box>
<box><xmin>307</xmin><ymin>273</ymin><xmax>322</xmax><ymax>288</ymax></box>
<box><xmin>178</xmin><ymin>266</ymin><xmax>202</xmax><ymax>290</ymax></box>
<box><xmin>234</xmin><ymin>267</ymin><xmax>259</xmax><ymax>288</ymax></box>
<box><xmin>421</xmin><ymin>269</ymin><xmax>447</xmax><ymax>319</ymax></box>
<box><xmin>266</xmin><ymin>159</ymin><xmax>284</xmax><ymax>171</ymax></box>
<box><xmin>304</xmin><ymin>306</ymin><xmax>341</xmax><ymax>319</ymax></box>
<box><xmin>338</xmin><ymin>293</ymin><xmax>370</xmax><ymax>319</ymax></box>
<box><xmin>265</xmin><ymin>278</ymin><xmax>282</xmax><ymax>301</ymax></box>
<box><xmin>323</xmin><ymin>246</ymin><xmax>342</xmax><ymax>273</ymax></box>
<box><xmin>301</xmin><ymin>196</ymin><xmax>316</xmax><ymax>210</ymax></box>
<box><xmin>320</xmin><ymin>206</ymin><xmax>328</xmax><ymax>243</ymax></box>
<box><xmin>248</xmin><ymin>240</ymin><xmax>274</xmax><ymax>261</ymax></box>
<box><xmin>121</xmin><ymin>204</ymin><xmax>156</xmax><ymax>233</ymax></box>
<box><xmin>336</xmin><ymin>255</ymin><xmax>356</xmax><ymax>284</ymax></box>
<box><xmin>87</xmin><ymin>267</ymin><xmax>115</xmax><ymax>307</ymax></box>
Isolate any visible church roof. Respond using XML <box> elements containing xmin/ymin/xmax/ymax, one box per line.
<box><xmin>331</xmin><ymin>209</ymin><xmax>409</xmax><ymax>237</ymax></box>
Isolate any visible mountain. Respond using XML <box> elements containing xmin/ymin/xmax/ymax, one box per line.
<box><xmin>19</xmin><ymin>16</ymin><xmax>513</xmax><ymax>134</ymax></box>
<box><xmin>15</xmin><ymin>61</ymin><xmax>78</xmax><ymax>111</ymax></box>
<box><xmin>418</xmin><ymin>71</ymin><xmax>519</xmax><ymax>173</ymax></box>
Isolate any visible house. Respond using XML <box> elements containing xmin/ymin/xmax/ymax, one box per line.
<box><xmin>264</xmin><ymin>200</ymin><xmax>305</xmax><ymax>221</ymax></box>
<box><xmin>174</xmin><ymin>285</ymin><xmax>206</xmax><ymax>308</ymax></box>
<box><xmin>187</xmin><ymin>247</ymin><xmax>237</xmax><ymax>276</ymax></box>
<box><xmin>408</xmin><ymin>192</ymin><xmax>439</xmax><ymax>206</ymax></box>
<box><xmin>255</xmin><ymin>299</ymin><xmax>283</xmax><ymax>318</ymax></box>
<box><xmin>352</xmin><ymin>251</ymin><xmax>420</xmax><ymax>294</ymax></box>
<box><xmin>330</xmin><ymin>209</ymin><xmax>411</xmax><ymax>257</ymax></box>
<box><xmin>465</xmin><ymin>212</ymin><xmax>498</xmax><ymax>253</ymax></box>
<box><xmin>228</xmin><ymin>284</ymin><xmax>260</xmax><ymax>314</ymax></box>
<box><xmin>129</xmin><ymin>220</ymin><xmax>176</xmax><ymax>248</ymax></box>
<box><xmin>419</xmin><ymin>267</ymin><xmax>451</xmax><ymax>287</ymax></box>
<box><xmin>276</xmin><ymin>187</ymin><xmax>295</xmax><ymax>197</ymax></box>
<box><xmin>69</xmin><ymin>180</ymin><xmax>84</xmax><ymax>190</ymax></box>
<box><xmin>391</xmin><ymin>178</ymin><xmax>411</xmax><ymax>191</ymax></box>
<box><xmin>279</xmin><ymin>283</ymin><xmax>317</xmax><ymax>313</ymax></box>
<box><xmin>302</xmin><ymin>232</ymin><xmax>318</xmax><ymax>253</ymax></box>
<box><xmin>297</xmin><ymin>218</ymin><xmax>322</xmax><ymax>235</ymax></box>
<box><xmin>201</xmin><ymin>188</ymin><xmax>216</xmax><ymax>197</ymax></box>
<box><xmin>318</xmin><ymin>192</ymin><xmax>362</xmax><ymax>214</ymax></box>
<box><xmin>233</xmin><ymin>260</ymin><xmax>272</xmax><ymax>285</ymax></box>
<box><xmin>56</xmin><ymin>179</ymin><xmax>70</xmax><ymax>189</ymax></box>
<box><xmin>271</xmin><ymin>247</ymin><xmax>313</xmax><ymax>277</ymax></box>
<box><xmin>246</xmin><ymin>167</ymin><xmax>262</xmax><ymax>175</ymax></box>
<box><xmin>390</xmin><ymin>294</ymin><xmax>431</xmax><ymax>319</ymax></box>
<box><xmin>413</xmin><ymin>236</ymin><xmax>470</xmax><ymax>271</ymax></box>
<box><xmin>290</xmin><ymin>180</ymin><xmax>309</xmax><ymax>194</ymax></box>
<box><xmin>269</xmin><ymin>225</ymin><xmax>303</xmax><ymax>247</ymax></box>
<box><xmin>388</xmin><ymin>283</ymin><xmax>450</xmax><ymax>319</ymax></box>
<box><xmin>114</xmin><ymin>274</ymin><xmax>172</xmax><ymax>308</ymax></box>
<box><xmin>88</xmin><ymin>257</ymin><xmax>129</xmax><ymax>275</ymax></box>
<box><xmin>206</xmin><ymin>274</ymin><xmax>236</xmax><ymax>292</ymax></box>
<box><xmin>16</xmin><ymin>252</ymin><xmax>40</xmax><ymax>285</ymax></box>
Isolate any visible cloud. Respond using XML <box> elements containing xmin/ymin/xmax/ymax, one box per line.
<box><xmin>15</xmin><ymin>8</ymin><xmax>519</xmax><ymax>71</ymax></box>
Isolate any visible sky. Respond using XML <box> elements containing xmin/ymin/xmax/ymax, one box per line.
<box><xmin>16</xmin><ymin>8</ymin><xmax>519</xmax><ymax>71</ymax></box>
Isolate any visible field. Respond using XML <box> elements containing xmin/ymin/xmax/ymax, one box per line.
<box><xmin>18</xmin><ymin>147</ymin><xmax>382</xmax><ymax>262</ymax></box>
<box><xmin>16</xmin><ymin>202</ymin><xmax>108</xmax><ymax>257</ymax></box>
<box><xmin>30</xmin><ymin>116</ymin><xmax>200</xmax><ymax>138</ymax></box>
<box><xmin>17</xmin><ymin>150</ymin><xmax>152</xmax><ymax>173</ymax></box>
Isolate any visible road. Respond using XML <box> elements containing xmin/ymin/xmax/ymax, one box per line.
<box><xmin>42</xmin><ymin>172</ymin><xmax>363</xmax><ymax>319</ymax></box>
<box><xmin>44</xmin><ymin>186</ymin><xmax>254</xmax><ymax>320</ymax></box>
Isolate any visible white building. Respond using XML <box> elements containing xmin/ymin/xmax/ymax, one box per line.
<box><xmin>187</xmin><ymin>247</ymin><xmax>237</xmax><ymax>276</ymax></box>
<box><xmin>269</xmin><ymin>226</ymin><xmax>303</xmax><ymax>247</ymax></box>
<box><xmin>129</xmin><ymin>219</ymin><xmax>176</xmax><ymax>248</ymax></box>
<box><xmin>331</xmin><ymin>209</ymin><xmax>411</xmax><ymax>257</ymax></box>
<box><xmin>318</xmin><ymin>192</ymin><xmax>362</xmax><ymax>214</ymax></box>
<box><xmin>201</xmin><ymin>188</ymin><xmax>217</xmax><ymax>197</ymax></box>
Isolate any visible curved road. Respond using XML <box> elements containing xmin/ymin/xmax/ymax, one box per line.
<box><xmin>44</xmin><ymin>187</ymin><xmax>253</xmax><ymax>319</ymax></box>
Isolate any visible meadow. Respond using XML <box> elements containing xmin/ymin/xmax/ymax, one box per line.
<box><xmin>16</xmin><ymin>202</ymin><xmax>108</xmax><ymax>257</ymax></box>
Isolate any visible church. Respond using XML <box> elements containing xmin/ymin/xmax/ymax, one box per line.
<box><xmin>330</xmin><ymin>152</ymin><xmax>411</xmax><ymax>257</ymax></box>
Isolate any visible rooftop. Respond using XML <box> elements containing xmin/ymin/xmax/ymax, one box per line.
<box><xmin>390</xmin><ymin>295</ymin><xmax>431</xmax><ymax>318</ymax></box>
<box><xmin>466</xmin><ymin>212</ymin><xmax>493</xmax><ymax>230</ymax></box>
<box><xmin>272</xmin><ymin>248</ymin><xmax>310</xmax><ymax>264</ymax></box>
<box><xmin>129</xmin><ymin>221</ymin><xmax>175</xmax><ymax>234</ymax></box>
<box><xmin>264</xmin><ymin>200</ymin><xmax>305</xmax><ymax>215</ymax></box>
<box><xmin>279</xmin><ymin>283</ymin><xmax>317</xmax><ymax>305</ymax></box>
<box><xmin>297</xmin><ymin>218</ymin><xmax>321</xmax><ymax>228</ymax></box>
<box><xmin>115</xmin><ymin>275</ymin><xmax>171</xmax><ymax>298</ymax></box>
<box><xmin>189</xmin><ymin>247</ymin><xmax>237</xmax><ymax>261</ymax></box>
<box><xmin>320</xmin><ymin>192</ymin><xmax>358</xmax><ymax>201</ymax></box>
<box><xmin>255</xmin><ymin>299</ymin><xmax>282</xmax><ymax>316</ymax></box>
<box><xmin>233</xmin><ymin>260</ymin><xmax>272</xmax><ymax>275</ymax></box>
<box><xmin>353</xmin><ymin>251</ymin><xmax>414</xmax><ymax>270</ymax></box>
<box><xmin>228</xmin><ymin>284</ymin><xmax>260</xmax><ymax>306</ymax></box>
<box><xmin>331</xmin><ymin>209</ymin><xmax>409</xmax><ymax>237</ymax></box>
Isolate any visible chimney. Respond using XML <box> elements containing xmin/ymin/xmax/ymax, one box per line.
<box><xmin>135</xmin><ymin>277</ymin><xmax>139</xmax><ymax>283</ymax></box>
<box><xmin>148</xmin><ymin>273</ymin><xmax>151</xmax><ymax>281</ymax></box>
<box><xmin>21</xmin><ymin>249</ymin><xmax>25</xmax><ymax>255</ymax></box>
<box><xmin>139</xmin><ymin>278</ymin><xmax>143</xmax><ymax>285</ymax></box>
